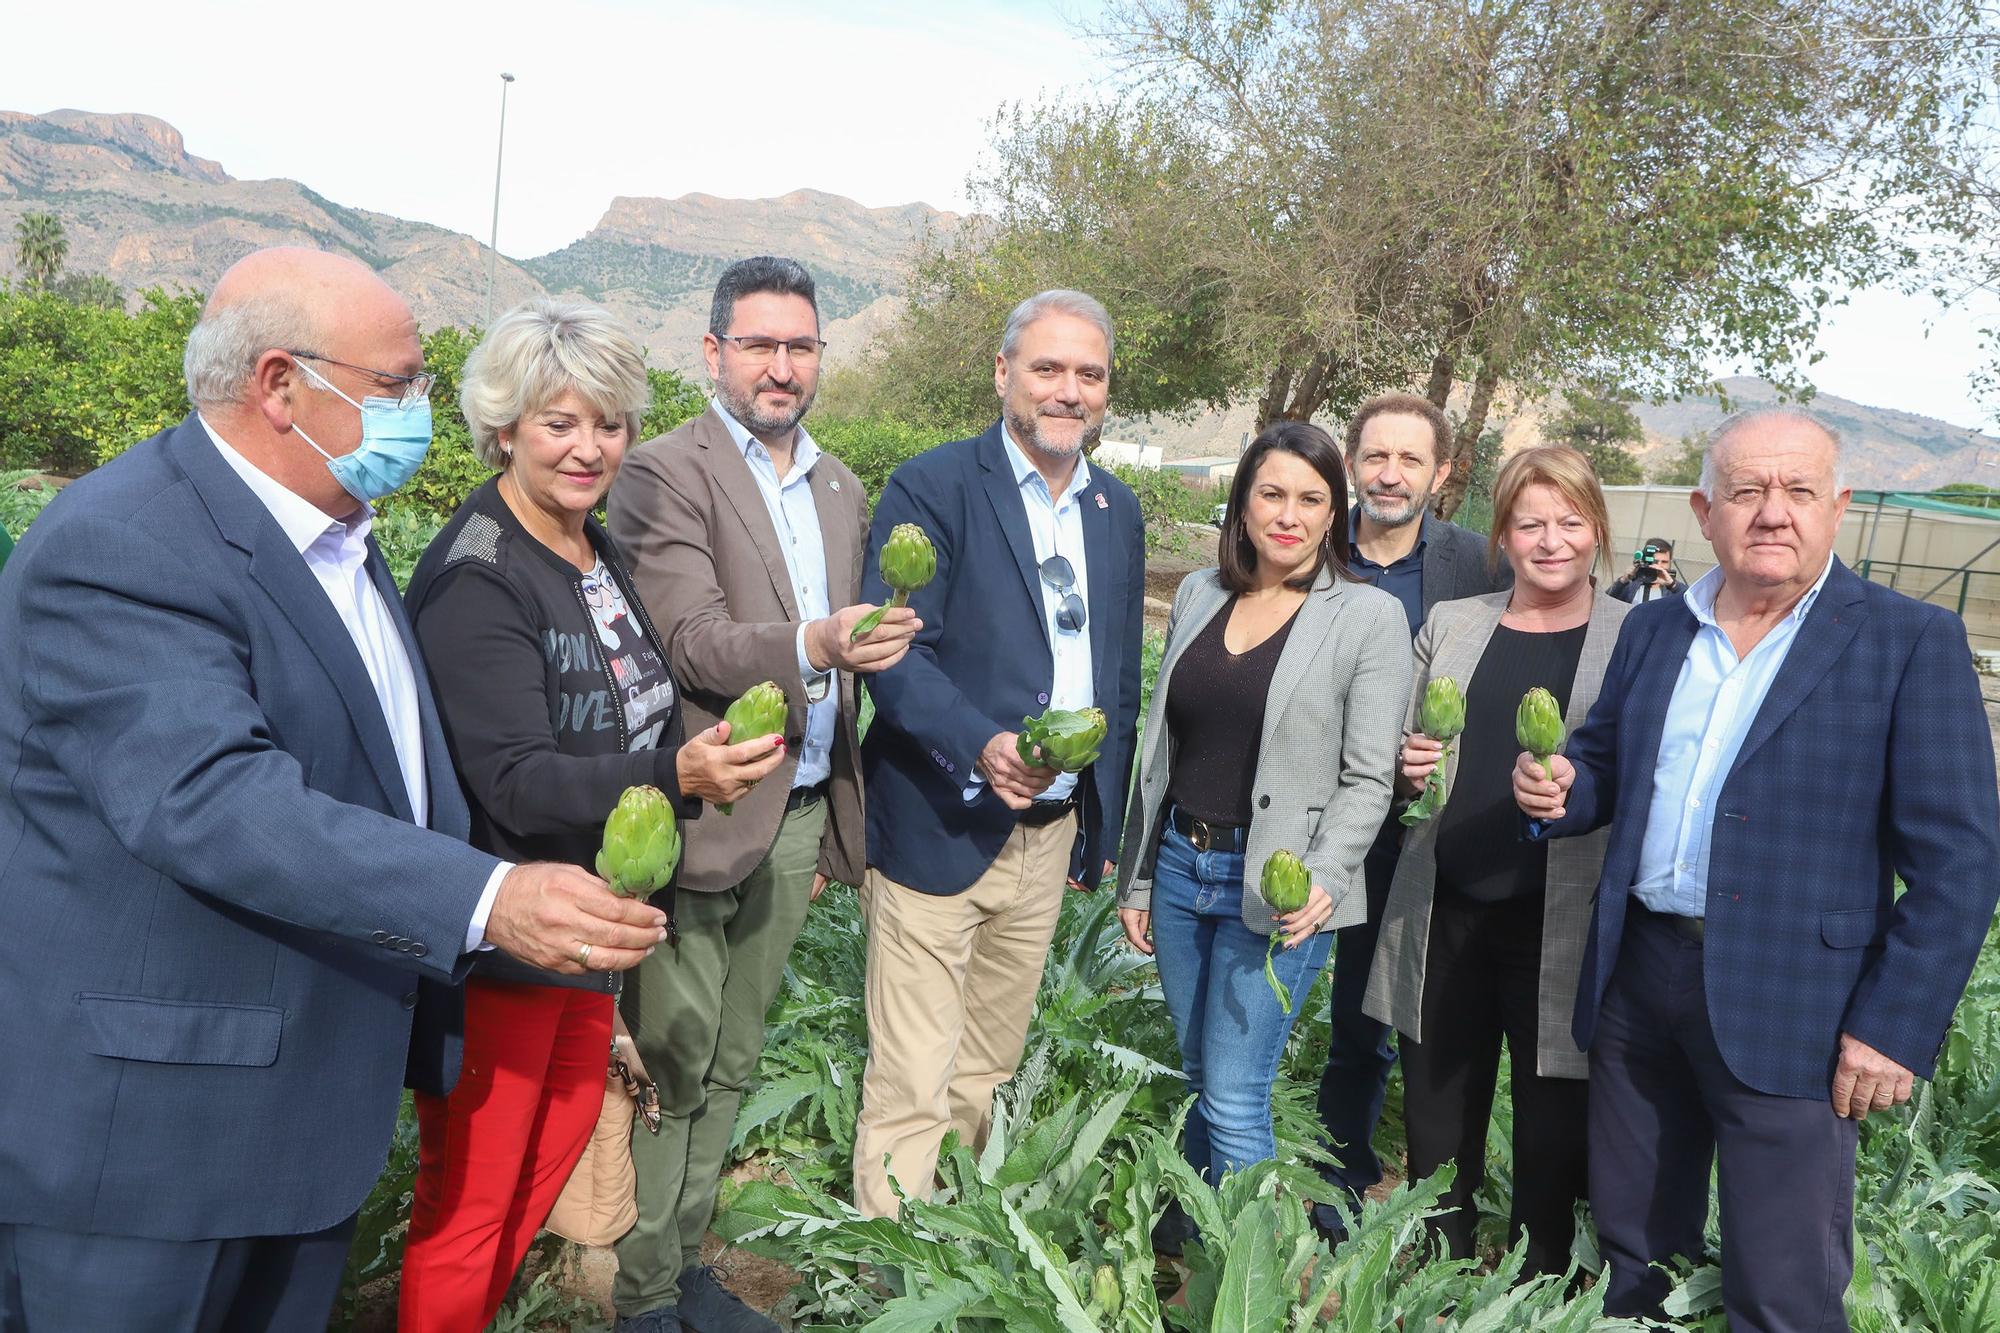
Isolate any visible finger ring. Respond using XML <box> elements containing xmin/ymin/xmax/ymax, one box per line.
<box><xmin>576</xmin><ymin>942</ymin><xmax>593</xmax><ymax>966</ymax></box>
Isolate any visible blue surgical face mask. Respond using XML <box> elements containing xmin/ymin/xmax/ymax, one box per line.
<box><xmin>289</xmin><ymin>360</ymin><xmax>434</xmax><ymax>503</ymax></box>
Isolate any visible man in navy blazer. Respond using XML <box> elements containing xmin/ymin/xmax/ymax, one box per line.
<box><xmin>0</xmin><ymin>248</ymin><xmax>666</xmax><ymax>1331</ymax></box>
<box><xmin>1516</xmin><ymin>408</ymin><xmax>2000</xmax><ymax>1330</ymax></box>
<box><xmin>850</xmin><ymin>289</ymin><xmax>1144</xmax><ymax>1218</ymax></box>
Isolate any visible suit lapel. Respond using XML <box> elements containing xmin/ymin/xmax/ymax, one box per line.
<box><xmin>1625</xmin><ymin>603</ymin><xmax>1701</xmax><ymax>794</ymax></box>
<box><xmin>811</xmin><ymin>461</ymin><xmax>858</xmax><ymax>606</ymax></box>
<box><xmin>701</xmin><ymin>408</ymin><xmax>801</xmax><ymax>620</ymax></box>
<box><xmin>976</xmin><ymin>426</ymin><xmax>1050</xmax><ymax>650</ymax></box>
<box><xmin>1154</xmin><ymin>576</ymin><xmax>1229</xmax><ymax>704</ymax></box>
<box><xmin>1568</xmin><ymin>589</ymin><xmax>1625</xmax><ymax>732</ymax></box>
<box><xmin>1259</xmin><ymin>572</ymin><xmax>1344</xmax><ymax>759</ymax></box>
<box><xmin>1080</xmin><ymin>470</ymin><xmax>1115</xmax><ymax>699</ymax></box>
<box><xmin>1419</xmin><ymin>514</ymin><xmax>1457</xmax><ymax>615</ymax></box>
<box><xmin>1727</xmin><ymin>563</ymin><xmax>1867</xmax><ymax>778</ymax></box>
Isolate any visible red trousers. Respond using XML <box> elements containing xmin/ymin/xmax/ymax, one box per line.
<box><xmin>399</xmin><ymin>978</ymin><xmax>614</xmax><ymax>1333</ymax></box>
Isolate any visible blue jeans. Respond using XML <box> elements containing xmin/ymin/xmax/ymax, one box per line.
<box><xmin>1150</xmin><ymin>822</ymin><xmax>1334</xmax><ymax>1175</ymax></box>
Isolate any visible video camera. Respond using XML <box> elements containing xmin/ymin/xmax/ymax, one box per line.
<box><xmin>1631</xmin><ymin>543</ymin><xmax>1666</xmax><ymax>583</ymax></box>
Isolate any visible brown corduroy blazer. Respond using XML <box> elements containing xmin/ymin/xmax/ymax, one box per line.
<box><xmin>606</xmin><ymin>405</ymin><xmax>868</xmax><ymax>891</ymax></box>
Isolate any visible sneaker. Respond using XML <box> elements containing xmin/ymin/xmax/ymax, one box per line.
<box><xmin>677</xmin><ymin>1264</ymin><xmax>780</xmax><ymax>1333</ymax></box>
<box><xmin>613</xmin><ymin>1308</ymin><xmax>683</xmax><ymax>1333</ymax></box>
<box><xmin>1310</xmin><ymin>1200</ymin><xmax>1351</xmax><ymax>1246</ymax></box>
<box><xmin>1150</xmin><ymin>1197</ymin><xmax>1198</xmax><ymax>1257</ymax></box>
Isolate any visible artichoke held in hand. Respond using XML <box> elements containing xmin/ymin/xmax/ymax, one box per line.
<box><xmin>851</xmin><ymin>522</ymin><xmax>937</xmax><ymax>641</ymax></box>
<box><xmin>596</xmin><ymin>785</ymin><xmax>682</xmax><ymax>899</ymax></box>
<box><xmin>1260</xmin><ymin>849</ymin><xmax>1313</xmax><ymax>1014</ymax></box>
<box><xmin>717</xmin><ymin>680</ymin><xmax>787</xmax><ymax>814</ymax></box>
<box><xmin>1516</xmin><ymin>686</ymin><xmax>1566</xmax><ymax>769</ymax></box>
<box><xmin>1016</xmin><ymin>706</ymin><xmax>1108</xmax><ymax>773</ymax></box>
<box><xmin>1400</xmin><ymin>675</ymin><xmax>1466</xmax><ymax>827</ymax></box>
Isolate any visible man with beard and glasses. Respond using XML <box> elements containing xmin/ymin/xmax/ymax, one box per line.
<box><xmin>606</xmin><ymin>256</ymin><xmax>916</xmax><ymax>1333</ymax></box>
<box><xmin>849</xmin><ymin>289</ymin><xmax>1145</xmax><ymax>1219</ymax></box>
<box><xmin>1310</xmin><ymin>391</ymin><xmax>1509</xmax><ymax>1243</ymax></box>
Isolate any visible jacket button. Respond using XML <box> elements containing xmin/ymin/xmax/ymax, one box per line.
<box><xmin>401</xmin><ymin>993</ymin><xmax>418</xmax><ymax>1010</ymax></box>
<box><xmin>1258</xmin><ymin>795</ymin><xmax>1270</xmax><ymax>809</ymax></box>
<box><xmin>411</xmin><ymin>943</ymin><xmax>430</xmax><ymax>959</ymax></box>
<box><xmin>1037</xmin><ymin>692</ymin><xmax>1050</xmax><ymax>705</ymax></box>
<box><xmin>371</xmin><ymin>931</ymin><xmax>389</xmax><ymax>944</ymax></box>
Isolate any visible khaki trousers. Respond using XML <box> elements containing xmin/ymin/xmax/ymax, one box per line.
<box><xmin>851</xmin><ymin>812</ymin><xmax>1075</xmax><ymax>1219</ymax></box>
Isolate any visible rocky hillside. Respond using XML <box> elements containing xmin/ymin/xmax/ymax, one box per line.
<box><xmin>0</xmin><ymin>110</ymin><xmax>951</xmax><ymax>375</ymax></box>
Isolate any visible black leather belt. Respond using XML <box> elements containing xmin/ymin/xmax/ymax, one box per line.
<box><xmin>1019</xmin><ymin>796</ymin><xmax>1080</xmax><ymax>827</ymax></box>
<box><xmin>786</xmin><ymin>782</ymin><xmax>827</xmax><ymax>812</ymax></box>
<box><xmin>1632</xmin><ymin>902</ymin><xmax>1704</xmax><ymax>944</ymax></box>
<box><xmin>1168</xmin><ymin>806</ymin><xmax>1248</xmax><ymax>854</ymax></box>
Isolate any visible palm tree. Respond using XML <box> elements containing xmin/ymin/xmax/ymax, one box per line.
<box><xmin>14</xmin><ymin>212</ymin><xmax>68</xmax><ymax>288</ymax></box>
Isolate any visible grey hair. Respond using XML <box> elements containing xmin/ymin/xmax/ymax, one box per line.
<box><xmin>182</xmin><ymin>295</ymin><xmax>324</xmax><ymax>408</ymax></box>
<box><xmin>1000</xmin><ymin>289</ymin><xmax>1114</xmax><ymax>363</ymax></box>
<box><xmin>460</xmin><ymin>299</ymin><xmax>651</xmax><ymax>469</ymax></box>
<box><xmin>708</xmin><ymin>255</ymin><xmax>818</xmax><ymax>337</ymax></box>
<box><xmin>1698</xmin><ymin>405</ymin><xmax>1845</xmax><ymax>496</ymax></box>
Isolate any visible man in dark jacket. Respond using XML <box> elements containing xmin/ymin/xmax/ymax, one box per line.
<box><xmin>850</xmin><ymin>289</ymin><xmax>1145</xmax><ymax>1219</ymax></box>
<box><xmin>1313</xmin><ymin>392</ymin><xmax>1510</xmax><ymax>1240</ymax></box>
<box><xmin>1609</xmin><ymin>536</ymin><xmax>1690</xmax><ymax>604</ymax></box>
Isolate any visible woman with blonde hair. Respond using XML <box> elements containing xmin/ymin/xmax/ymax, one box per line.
<box><xmin>396</xmin><ymin>300</ymin><xmax>783</xmax><ymax>1331</ymax></box>
<box><xmin>1363</xmin><ymin>444</ymin><xmax>1629</xmax><ymax>1277</ymax></box>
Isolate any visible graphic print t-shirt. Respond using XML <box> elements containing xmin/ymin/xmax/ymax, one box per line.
<box><xmin>581</xmin><ymin>558</ymin><xmax>674</xmax><ymax>752</ymax></box>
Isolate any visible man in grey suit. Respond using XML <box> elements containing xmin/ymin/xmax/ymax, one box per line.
<box><xmin>1314</xmin><ymin>391</ymin><xmax>1509</xmax><ymax>1238</ymax></box>
<box><xmin>0</xmin><ymin>248</ymin><xmax>665</xmax><ymax>1331</ymax></box>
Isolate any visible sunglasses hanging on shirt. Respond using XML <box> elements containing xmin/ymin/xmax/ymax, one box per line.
<box><xmin>1037</xmin><ymin>554</ymin><xmax>1087</xmax><ymax>633</ymax></box>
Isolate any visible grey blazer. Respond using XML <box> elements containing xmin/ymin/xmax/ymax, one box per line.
<box><xmin>1363</xmin><ymin>588</ymin><xmax>1629</xmax><ymax>1077</ymax></box>
<box><xmin>1116</xmin><ymin>566</ymin><xmax>1413</xmax><ymax>935</ymax></box>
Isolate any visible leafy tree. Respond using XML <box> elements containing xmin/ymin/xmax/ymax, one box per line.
<box><xmin>53</xmin><ymin>272</ymin><xmax>123</xmax><ymax>310</ymax></box>
<box><xmin>882</xmin><ymin>0</ymin><xmax>1988</xmax><ymax>517</ymax></box>
<box><xmin>1651</xmin><ymin>433</ymin><xmax>1707</xmax><ymax>487</ymax></box>
<box><xmin>13</xmin><ymin>212</ymin><xmax>68</xmax><ymax>289</ymax></box>
<box><xmin>1546</xmin><ymin>391</ymin><xmax>1644</xmax><ymax>486</ymax></box>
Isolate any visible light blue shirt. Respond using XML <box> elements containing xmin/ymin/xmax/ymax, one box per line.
<box><xmin>1631</xmin><ymin>557</ymin><xmax>1836</xmax><ymax>916</ymax></box>
<box><xmin>711</xmin><ymin>401</ymin><xmax>834</xmax><ymax>790</ymax></box>
<box><xmin>992</xmin><ymin>426</ymin><xmax>1095</xmax><ymax>803</ymax></box>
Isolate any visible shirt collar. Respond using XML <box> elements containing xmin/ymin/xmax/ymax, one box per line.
<box><xmin>999</xmin><ymin>424</ymin><xmax>1091</xmax><ymax>503</ymax></box>
<box><xmin>1684</xmin><ymin>554</ymin><xmax>1836</xmax><ymax>629</ymax></box>
<box><xmin>711</xmin><ymin>399</ymin><xmax>820</xmax><ymax>479</ymax></box>
<box><xmin>199</xmin><ymin>414</ymin><xmax>371</xmax><ymax>557</ymax></box>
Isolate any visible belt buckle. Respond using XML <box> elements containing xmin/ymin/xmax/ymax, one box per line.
<box><xmin>1188</xmin><ymin>816</ymin><xmax>1214</xmax><ymax>853</ymax></box>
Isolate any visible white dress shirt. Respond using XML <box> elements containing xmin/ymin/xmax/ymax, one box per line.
<box><xmin>202</xmin><ymin>418</ymin><xmax>506</xmax><ymax>952</ymax></box>
<box><xmin>711</xmin><ymin>401</ymin><xmax>836</xmax><ymax>788</ymax></box>
<box><xmin>965</xmin><ymin>427</ymin><xmax>1095</xmax><ymax>803</ymax></box>
<box><xmin>1630</xmin><ymin>557</ymin><xmax>1835</xmax><ymax>917</ymax></box>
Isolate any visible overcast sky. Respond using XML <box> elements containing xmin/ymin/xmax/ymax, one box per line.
<box><xmin>5</xmin><ymin>0</ymin><xmax>1992</xmax><ymax>431</ymax></box>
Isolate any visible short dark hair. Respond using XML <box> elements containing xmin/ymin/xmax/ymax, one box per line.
<box><xmin>1644</xmin><ymin>536</ymin><xmax>1674</xmax><ymax>554</ymax></box>
<box><xmin>708</xmin><ymin>256</ymin><xmax>818</xmax><ymax>336</ymax></box>
<box><xmin>1217</xmin><ymin>421</ymin><xmax>1355</xmax><ymax>594</ymax></box>
<box><xmin>1344</xmin><ymin>392</ymin><xmax>1452</xmax><ymax>468</ymax></box>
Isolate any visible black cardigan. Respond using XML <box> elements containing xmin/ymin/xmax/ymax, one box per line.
<box><xmin>405</xmin><ymin>477</ymin><xmax>695</xmax><ymax>991</ymax></box>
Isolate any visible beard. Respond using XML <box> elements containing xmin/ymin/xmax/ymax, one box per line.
<box><xmin>718</xmin><ymin>372</ymin><xmax>815</xmax><ymax>438</ymax></box>
<box><xmin>1004</xmin><ymin>401</ymin><xmax>1102</xmax><ymax>462</ymax></box>
<box><xmin>1357</xmin><ymin>481</ymin><xmax>1431</xmax><ymax>528</ymax></box>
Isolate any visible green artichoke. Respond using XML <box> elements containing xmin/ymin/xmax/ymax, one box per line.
<box><xmin>1088</xmin><ymin>1264</ymin><xmax>1122</xmax><ymax>1317</ymax></box>
<box><xmin>851</xmin><ymin>522</ymin><xmax>937</xmax><ymax>641</ymax></box>
<box><xmin>717</xmin><ymin>680</ymin><xmax>787</xmax><ymax>814</ymax></box>
<box><xmin>1400</xmin><ymin>675</ymin><xmax>1466</xmax><ymax>828</ymax></box>
<box><xmin>1516</xmin><ymin>686</ymin><xmax>1566</xmax><ymax>767</ymax></box>
<box><xmin>1016</xmin><ymin>706</ymin><xmax>1108</xmax><ymax>773</ymax></box>
<box><xmin>1260</xmin><ymin>849</ymin><xmax>1313</xmax><ymax>1014</ymax></box>
<box><xmin>595</xmin><ymin>785</ymin><xmax>682</xmax><ymax>899</ymax></box>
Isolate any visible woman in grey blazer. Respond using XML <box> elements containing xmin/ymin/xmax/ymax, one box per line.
<box><xmin>1363</xmin><ymin>445</ymin><xmax>1628</xmax><ymax>1279</ymax></box>
<box><xmin>1117</xmin><ymin>422</ymin><xmax>1411</xmax><ymax>1203</ymax></box>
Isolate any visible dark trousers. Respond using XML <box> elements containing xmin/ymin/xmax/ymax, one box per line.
<box><xmin>1590</xmin><ymin>909</ymin><xmax>1859</xmax><ymax>1331</ymax></box>
<box><xmin>0</xmin><ymin>1214</ymin><xmax>356</xmax><ymax>1333</ymax></box>
<box><xmin>1401</xmin><ymin>892</ymin><xmax>1588</xmax><ymax>1278</ymax></box>
<box><xmin>1315</xmin><ymin>830</ymin><xmax>1400</xmax><ymax>1210</ymax></box>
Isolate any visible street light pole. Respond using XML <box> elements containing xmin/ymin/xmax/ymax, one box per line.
<box><xmin>484</xmin><ymin>72</ymin><xmax>515</xmax><ymax>329</ymax></box>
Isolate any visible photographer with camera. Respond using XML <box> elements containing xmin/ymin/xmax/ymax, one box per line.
<box><xmin>1610</xmin><ymin>537</ymin><xmax>1686</xmax><ymax>604</ymax></box>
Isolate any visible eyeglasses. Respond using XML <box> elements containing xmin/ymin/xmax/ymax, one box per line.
<box><xmin>714</xmin><ymin>333</ymin><xmax>827</xmax><ymax>364</ymax></box>
<box><xmin>285</xmin><ymin>350</ymin><xmax>435</xmax><ymax>407</ymax></box>
<box><xmin>1038</xmin><ymin>554</ymin><xmax>1087</xmax><ymax>633</ymax></box>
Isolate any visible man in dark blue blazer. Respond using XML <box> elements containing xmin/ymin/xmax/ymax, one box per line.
<box><xmin>850</xmin><ymin>289</ymin><xmax>1144</xmax><ymax>1218</ymax></box>
<box><xmin>0</xmin><ymin>248</ymin><xmax>665</xmax><ymax>1331</ymax></box>
<box><xmin>1515</xmin><ymin>409</ymin><xmax>2000</xmax><ymax>1331</ymax></box>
